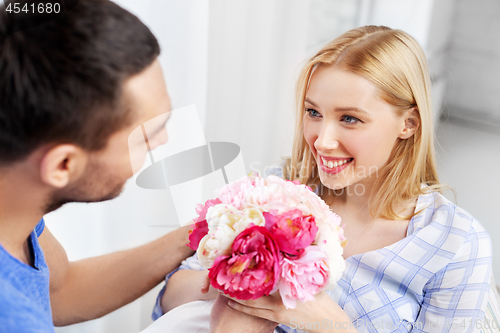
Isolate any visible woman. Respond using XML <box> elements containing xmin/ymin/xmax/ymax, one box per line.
<box><xmin>151</xmin><ymin>26</ymin><xmax>494</xmax><ymax>333</ymax></box>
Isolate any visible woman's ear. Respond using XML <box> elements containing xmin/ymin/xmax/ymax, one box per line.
<box><xmin>399</xmin><ymin>107</ymin><xmax>420</xmax><ymax>139</ymax></box>
<box><xmin>39</xmin><ymin>145</ymin><xmax>88</xmax><ymax>188</ymax></box>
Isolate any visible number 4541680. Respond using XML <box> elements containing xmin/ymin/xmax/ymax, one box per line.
<box><xmin>6</xmin><ymin>2</ymin><xmax>61</xmax><ymax>14</ymax></box>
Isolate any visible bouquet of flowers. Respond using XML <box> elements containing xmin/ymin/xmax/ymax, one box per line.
<box><xmin>187</xmin><ymin>174</ymin><xmax>346</xmax><ymax>309</ymax></box>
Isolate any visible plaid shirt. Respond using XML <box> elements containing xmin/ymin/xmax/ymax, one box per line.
<box><xmin>279</xmin><ymin>191</ymin><xmax>492</xmax><ymax>333</ymax></box>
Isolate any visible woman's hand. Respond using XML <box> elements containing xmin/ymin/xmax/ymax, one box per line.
<box><xmin>200</xmin><ymin>272</ymin><xmax>218</xmax><ymax>298</ymax></box>
<box><xmin>200</xmin><ymin>271</ymin><xmax>219</xmax><ymax>299</ymax></box>
<box><xmin>161</xmin><ymin>270</ymin><xmax>218</xmax><ymax>313</ymax></box>
<box><xmin>225</xmin><ymin>291</ymin><xmax>357</xmax><ymax>333</ymax></box>
<box><xmin>210</xmin><ymin>295</ymin><xmax>278</xmax><ymax>333</ymax></box>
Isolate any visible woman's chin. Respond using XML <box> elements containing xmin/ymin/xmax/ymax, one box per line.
<box><xmin>318</xmin><ymin>175</ymin><xmax>347</xmax><ymax>191</ymax></box>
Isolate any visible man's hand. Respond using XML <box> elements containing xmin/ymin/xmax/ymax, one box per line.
<box><xmin>210</xmin><ymin>295</ymin><xmax>278</xmax><ymax>333</ymax></box>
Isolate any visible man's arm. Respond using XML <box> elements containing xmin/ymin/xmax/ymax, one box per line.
<box><xmin>39</xmin><ymin>225</ymin><xmax>194</xmax><ymax>326</ymax></box>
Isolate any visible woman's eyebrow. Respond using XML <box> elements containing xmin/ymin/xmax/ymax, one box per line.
<box><xmin>305</xmin><ymin>97</ymin><xmax>370</xmax><ymax>116</ymax></box>
<box><xmin>334</xmin><ymin>107</ymin><xmax>370</xmax><ymax>115</ymax></box>
<box><xmin>304</xmin><ymin>98</ymin><xmax>318</xmax><ymax>107</ymax></box>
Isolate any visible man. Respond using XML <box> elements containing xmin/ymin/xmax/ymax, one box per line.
<box><xmin>0</xmin><ymin>0</ymin><xmax>194</xmax><ymax>331</ymax></box>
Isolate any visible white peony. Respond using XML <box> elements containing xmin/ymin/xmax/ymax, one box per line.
<box><xmin>197</xmin><ymin>204</ymin><xmax>266</xmax><ymax>268</ymax></box>
<box><xmin>197</xmin><ymin>225</ymin><xmax>236</xmax><ymax>268</ymax></box>
<box><xmin>315</xmin><ymin>221</ymin><xmax>346</xmax><ymax>290</ymax></box>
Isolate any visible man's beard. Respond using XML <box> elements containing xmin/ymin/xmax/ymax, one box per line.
<box><xmin>44</xmin><ymin>159</ymin><xmax>127</xmax><ymax>213</ymax></box>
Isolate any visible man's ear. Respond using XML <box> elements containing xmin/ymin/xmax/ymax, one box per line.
<box><xmin>39</xmin><ymin>145</ymin><xmax>88</xmax><ymax>188</ymax></box>
<box><xmin>399</xmin><ymin>107</ymin><xmax>420</xmax><ymax>139</ymax></box>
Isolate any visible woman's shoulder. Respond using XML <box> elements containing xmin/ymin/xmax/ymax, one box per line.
<box><xmin>410</xmin><ymin>191</ymin><xmax>491</xmax><ymax>258</ymax></box>
<box><xmin>415</xmin><ymin>191</ymin><xmax>488</xmax><ymax>232</ymax></box>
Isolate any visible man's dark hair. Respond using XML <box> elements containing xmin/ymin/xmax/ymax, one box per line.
<box><xmin>0</xmin><ymin>0</ymin><xmax>160</xmax><ymax>165</ymax></box>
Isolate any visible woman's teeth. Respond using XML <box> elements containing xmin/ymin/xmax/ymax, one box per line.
<box><xmin>321</xmin><ymin>157</ymin><xmax>351</xmax><ymax>168</ymax></box>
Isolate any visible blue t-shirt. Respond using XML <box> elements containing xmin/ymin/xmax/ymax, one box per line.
<box><xmin>0</xmin><ymin>219</ymin><xmax>54</xmax><ymax>332</ymax></box>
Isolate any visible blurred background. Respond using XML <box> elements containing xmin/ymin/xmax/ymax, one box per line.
<box><xmin>45</xmin><ymin>0</ymin><xmax>500</xmax><ymax>332</ymax></box>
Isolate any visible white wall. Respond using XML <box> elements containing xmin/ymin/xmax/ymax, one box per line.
<box><xmin>438</xmin><ymin>0</ymin><xmax>500</xmax><ymax>281</ymax></box>
<box><xmin>444</xmin><ymin>0</ymin><xmax>500</xmax><ymax>123</ymax></box>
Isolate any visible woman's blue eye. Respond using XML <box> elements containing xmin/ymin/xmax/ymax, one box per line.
<box><xmin>305</xmin><ymin>108</ymin><xmax>321</xmax><ymax>118</ymax></box>
<box><xmin>341</xmin><ymin>115</ymin><xmax>361</xmax><ymax>124</ymax></box>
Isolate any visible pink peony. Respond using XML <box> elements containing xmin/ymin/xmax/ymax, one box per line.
<box><xmin>208</xmin><ymin>225</ymin><xmax>280</xmax><ymax>300</ymax></box>
<box><xmin>278</xmin><ymin>246</ymin><xmax>330</xmax><ymax>309</ymax></box>
<box><xmin>264</xmin><ymin>209</ymin><xmax>318</xmax><ymax>256</ymax></box>
<box><xmin>216</xmin><ymin>176</ymin><xmax>259</xmax><ymax>209</ymax></box>
<box><xmin>194</xmin><ymin>198</ymin><xmax>222</xmax><ymax>223</ymax></box>
<box><xmin>187</xmin><ymin>198</ymin><xmax>221</xmax><ymax>250</ymax></box>
<box><xmin>187</xmin><ymin>221</ymin><xmax>209</xmax><ymax>251</ymax></box>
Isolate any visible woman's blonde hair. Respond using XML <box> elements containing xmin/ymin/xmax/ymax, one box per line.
<box><xmin>284</xmin><ymin>25</ymin><xmax>443</xmax><ymax>220</ymax></box>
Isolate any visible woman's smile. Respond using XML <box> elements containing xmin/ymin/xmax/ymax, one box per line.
<box><xmin>318</xmin><ymin>155</ymin><xmax>354</xmax><ymax>174</ymax></box>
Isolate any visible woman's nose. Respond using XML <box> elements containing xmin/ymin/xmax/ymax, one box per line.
<box><xmin>314</xmin><ymin>125</ymin><xmax>339</xmax><ymax>152</ymax></box>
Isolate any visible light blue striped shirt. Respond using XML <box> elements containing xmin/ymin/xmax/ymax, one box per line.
<box><xmin>280</xmin><ymin>191</ymin><xmax>492</xmax><ymax>333</ymax></box>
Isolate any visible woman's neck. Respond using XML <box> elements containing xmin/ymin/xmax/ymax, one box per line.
<box><xmin>322</xmin><ymin>178</ymin><xmax>417</xmax><ymax>225</ymax></box>
<box><xmin>322</xmin><ymin>178</ymin><xmax>375</xmax><ymax>223</ymax></box>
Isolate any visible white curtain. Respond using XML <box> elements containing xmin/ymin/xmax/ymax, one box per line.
<box><xmin>204</xmin><ymin>0</ymin><xmax>311</xmax><ymax>174</ymax></box>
